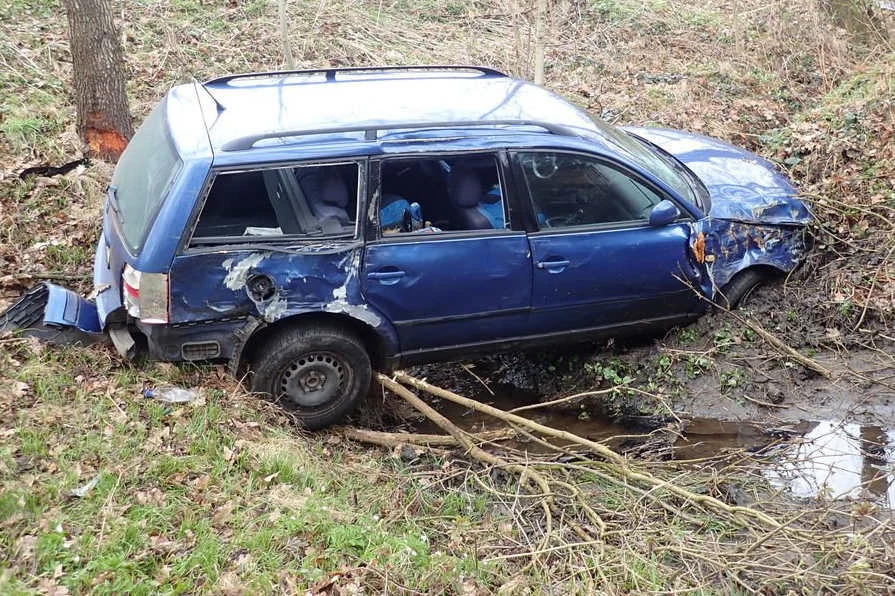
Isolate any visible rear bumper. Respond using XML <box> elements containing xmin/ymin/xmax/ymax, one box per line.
<box><xmin>136</xmin><ymin>317</ymin><xmax>246</xmax><ymax>362</ymax></box>
<box><xmin>43</xmin><ymin>283</ymin><xmax>102</xmax><ymax>333</ymax></box>
<box><xmin>0</xmin><ymin>283</ymin><xmax>105</xmax><ymax>345</ymax></box>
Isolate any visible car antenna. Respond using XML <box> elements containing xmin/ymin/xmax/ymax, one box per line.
<box><xmin>192</xmin><ymin>77</ymin><xmax>225</xmax><ymax>113</ymax></box>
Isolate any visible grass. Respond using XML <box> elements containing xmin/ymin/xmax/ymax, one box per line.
<box><xmin>0</xmin><ymin>342</ymin><xmax>503</xmax><ymax>593</ymax></box>
<box><xmin>1</xmin><ymin>0</ymin><xmax>894</xmax><ymax>592</ymax></box>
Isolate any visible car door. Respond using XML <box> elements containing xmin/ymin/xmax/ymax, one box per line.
<box><xmin>514</xmin><ymin>150</ymin><xmax>704</xmax><ymax>337</ymax></box>
<box><xmin>361</xmin><ymin>153</ymin><xmax>532</xmax><ymax>357</ymax></box>
<box><xmin>169</xmin><ymin>161</ymin><xmax>363</xmax><ymax>325</ymax></box>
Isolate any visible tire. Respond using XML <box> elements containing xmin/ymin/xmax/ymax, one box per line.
<box><xmin>250</xmin><ymin>323</ymin><xmax>372</xmax><ymax>429</ymax></box>
<box><xmin>717</xmin><ymin>269</ymin><xmax>765</xmax><ymax>309</ymax></box>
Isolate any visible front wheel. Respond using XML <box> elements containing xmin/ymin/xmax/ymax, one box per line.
<box><xmin>717</xmin><ymin>269</ymin><xmax>766</xmax><ymax>309</ymax></box>
<box><xmin>250</xmin><ymin>324</ymin><xmax>372</xmax><ymax>429</ymax></box>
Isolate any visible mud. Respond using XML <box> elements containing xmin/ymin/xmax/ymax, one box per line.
<box><xmin>410</xmin><ymin>278</ymin><xmax>894</xmax><ymax>424</ymax></box>
<box><xmin>400</xmin><ymin>276</ymin><xmax>895</xmax><ymax>504</ymax></box>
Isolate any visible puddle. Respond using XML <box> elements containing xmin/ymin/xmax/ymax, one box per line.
<box><xmin>764</xmin><ymin>421</ymin><xmax>895</xmax><ymax>503</ymax></box>
<box><xmin>415</xmin><ymin>384</ymin><xmax>895</xmax><ymax>505</ymax></box>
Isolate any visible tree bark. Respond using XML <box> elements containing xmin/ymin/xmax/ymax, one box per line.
<box><xmin>533</xmin><ymin>0</ymin><xmax>546</xmax><ymax>85</ymax></box>
<box><xmin>822</xmin><ymin>0</ymin><xmax>888</xmax><ymax>41</ymax></box>
<box><xmin>279</xmin><ymin>0</ymin><xmax>295</xmax><ymax>69</ymax></box>
<box><xmin>63</xmin><ymin>0</ymin><xmax>133</xmax><ymax>161</ymax></box>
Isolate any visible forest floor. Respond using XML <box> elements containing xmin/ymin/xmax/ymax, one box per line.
<box><xmin>1</xmin><ymin>0</ymin><xmax>895</xmax><ymax>593</ymax></box>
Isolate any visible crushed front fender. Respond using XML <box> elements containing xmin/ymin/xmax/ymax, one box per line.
<box><xmin>695</xmin><ymin>219</ymin><xmax>810</xmax><ymax>291</ymax></box>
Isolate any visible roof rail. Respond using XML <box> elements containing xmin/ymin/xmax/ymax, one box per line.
<box><xmin>221</xmin><ymin>119</ymin><xmax>577</xmax><ymax>151</ymax></box>
<box><xmin>206</xmin><ymin>65</ymin><xmax>507</xmax><ymax>87</ymax></box>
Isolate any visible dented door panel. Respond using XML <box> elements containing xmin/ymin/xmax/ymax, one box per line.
<box><xmin>168</xmin><ymin>244</ymin><xmax>386</xmax><ymax>328</ymax></box>
<box><xmin>362</xmin><ymin>233</ymin><xmax>532</xmax><ymax>353</ymax></box>
<box><xmin>528</xmin><ymin>222</ymin><xmax>705</xmax><ymax>334</ymax></box>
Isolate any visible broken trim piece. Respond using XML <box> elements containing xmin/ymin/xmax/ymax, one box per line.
<box><xmin>108</xmin><ymin>325</ymin><xmax>136</xmax><ymax>358</ymax></box>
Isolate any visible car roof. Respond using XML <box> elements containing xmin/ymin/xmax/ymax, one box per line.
<box><xmin>165</xmin><ymin>66</ymin><xmax>614</xmax><ymax>160</ymax></box>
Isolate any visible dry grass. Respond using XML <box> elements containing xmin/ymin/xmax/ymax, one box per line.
<box><xmin>2</xmin><ymin>0</ymin><xmax>895</xmax><ymax>592</ymax></box>
<box><xmin>375</xmin><ymin>371</ymin><xmax>895</xmax><ymax>593</ymax></box>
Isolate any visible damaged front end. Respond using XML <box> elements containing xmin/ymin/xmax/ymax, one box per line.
<box><xmin>695</xmin><ymin>219</ymin><xmax>810</xmax><ymax>290</ymax></box>
<box><xmin>627</xmin><ymin>126</ymin><xmax>812</xmax><ymax>290</ymax></box>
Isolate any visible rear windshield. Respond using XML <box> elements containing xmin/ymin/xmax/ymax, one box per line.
<box><xmin>110</xmin><ymin>101</ymin><xmax>181</xmax><ymax>253</ymax></box>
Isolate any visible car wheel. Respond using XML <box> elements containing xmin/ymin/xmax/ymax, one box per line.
<box><xmin>250</xmin><ymin>323</ymin><xmax>372</xmax><ymax>429</ymax></box>
<box><xmin>718</xmin><ymin>269</ymin><xmax>765</xmax><ymax>309</ymax></box>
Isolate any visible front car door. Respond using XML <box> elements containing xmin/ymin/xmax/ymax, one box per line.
<box><xmin>513</xmin><ymin>150</ymin><xmax>705</xmax><ymax>338</ymax></box>
<box><xmin>361</xmin><ymin>152</ymin><xmax>532</xmax><ymax>359</ymax></box>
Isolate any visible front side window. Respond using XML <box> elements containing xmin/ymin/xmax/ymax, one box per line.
<box><xmin>191</xmin><ymin>162</ymin><xmax>358</xmax><ymax>243</ymax></box>
<box><xmin>377</xmin><ymin>154</ymin><xmax>507</xmax><ymax>236</ymax></box>
<box><xmin>518</xmin><ymin>152</ymin><xmax>663</xmax><ymax>230</ymax></box>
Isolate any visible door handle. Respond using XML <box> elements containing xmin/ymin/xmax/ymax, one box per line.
<box><xmin>536</xmin><ymin>259</ymin><xmax>570</xmax><ymax>269</ymax></box>
<box><xmin>367</xmin><ymin>270</ymin><xmax>406</xmax><ymax>282</ymax></box>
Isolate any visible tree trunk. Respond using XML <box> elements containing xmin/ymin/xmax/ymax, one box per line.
<box><xmin>533</xmin><ymin>0</ymin><xmax>546</xmax><ymax>85</ymax></box>
<box><xmin>822</xmin><ymin>0</ymin><xmax>888</xmax><ymax>41</ymax></box>
<box><xmin>279</xmin><ymin>0</ymin><xmax>295</xmax><ymax>69</ymax></box>
<box><xmin>64</xmin><ymin>0</ymin><xmax>133</xmax><ymax>161</ymax></box>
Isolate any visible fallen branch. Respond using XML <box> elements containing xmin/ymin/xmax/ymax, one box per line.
<box><xmin>679</xmin><ymin>274</ymin><xmax>835</xmax><ymax>379</ymax></box>
<box><xmin>390</xmin><ymin>371</ymin><xmax>788</xmax><ymax>532</ymax></box>
<box><xmin>737</xmin><ymin>316</ymin><xmax>834</xmax><ymax>379</ymax></box>
<box><xmin>340</xmin><ymin>426</ymin><xmax>514</xmax><ymax>449</ymax></box>
<box><xmin>742</xmin><ymin>394</ymin><xmax>789</xmax><ymax>409</ymax></box>
<box><xmin>376</xmin><ymin>375</ymin><xmax>560</xmax><ymax>547</ymax></box>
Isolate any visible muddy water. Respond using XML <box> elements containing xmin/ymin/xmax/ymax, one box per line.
<box><xmin>420</xmin><ymin>385</ymin><xmax>895</xmax><ymax>505</ymax></box>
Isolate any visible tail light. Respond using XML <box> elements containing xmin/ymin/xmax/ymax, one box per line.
<box><xmin>122</xmin><ymin>264</ymin><xmax>169</xmax><ymax>324</ymax></box>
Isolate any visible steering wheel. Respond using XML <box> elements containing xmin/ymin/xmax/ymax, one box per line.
<box><xmin>524</xmin><ymin>154</ymin><xmax>559</xmax><ymax>179</ymax></box>
<box><xmin>545</xmin><ymin>212</ymin><xmax>581</xmax><ymax>228</ymax></box>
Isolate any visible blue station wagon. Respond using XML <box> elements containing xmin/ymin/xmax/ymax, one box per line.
<box><xmin>2</xmin><ymin>66</ymin><xmax>811</xmax><ymax>427</ymax></box>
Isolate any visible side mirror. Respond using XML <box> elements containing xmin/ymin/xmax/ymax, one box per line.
<box><xmin>648</xmin><ymin>200</ymin><xmax>682</xmax><ymax>227</ymax></box>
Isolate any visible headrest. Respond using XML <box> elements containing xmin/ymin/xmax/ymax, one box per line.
<box><xmin>319</xmin><ymin>173</ymin><xmax>349</xmax><ymax>207</ymax></box>
<box><xmin>448</xmin><ymin>167</ymin><xmax>483</xmax><ymax>208</ymax></box>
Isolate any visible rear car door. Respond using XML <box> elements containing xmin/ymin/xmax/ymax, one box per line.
<box><xmin>165</xmin><ymin>160</ymin><xmax>364</xmax><ymax>359</ymax></box>
<box><xmin>361</xmin><ymin>152</ymin><xmax>531</xmax><ymax>357</ymax></box>
<box><xmin>514</xmin><ymin>151</ymin><xmax>704</xmax><ymax>336</ymax></box>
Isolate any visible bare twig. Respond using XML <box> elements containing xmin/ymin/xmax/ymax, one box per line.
<box><xmin>391</xmin><ymin>371</ymin><xmax>790</xmax><ymax>532</ymax></box>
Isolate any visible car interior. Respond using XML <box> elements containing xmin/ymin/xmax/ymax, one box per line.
<box><xmin>378</xmin><ymin>154</ymin><xmax>507</xmax><ymax>235</ymax></box>
<box><xmin>191</xmin><ymin>163</ymin><xmax>359</xmax><ymax>241</ymax></box>
<box><xmin>519</xmin><ymin>153</ymin><xmax>662</xmax><ymax>228</ymax></box>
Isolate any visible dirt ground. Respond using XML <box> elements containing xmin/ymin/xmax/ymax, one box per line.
<box><xmin>404</xmin><ymin>282</ymin><xmax>895</xmax><ymax>432</ymax></box>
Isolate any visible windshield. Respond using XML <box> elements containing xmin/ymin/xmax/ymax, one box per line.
<box><xmin>110</xmin><ymin>101</ymin><xmax>181</xmax><ymax>253</ymax></box>
<box><xmin>586</xmin><ymin>118</ymin><xmax>700</xmax><ymax>205</ymax></box>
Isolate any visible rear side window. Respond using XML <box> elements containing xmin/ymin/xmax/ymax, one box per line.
<box><xmin>111</xmin><ymin>102</ymin><xmax>181</xmax><ymax>253</ymax></box>
<box><xmin>191</xmin><ymin>162</ymin><xmax>359</xmax><ymax>244</ymax></box>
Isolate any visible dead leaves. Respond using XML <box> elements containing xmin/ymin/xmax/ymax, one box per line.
<box><xmin>0</xmin><ymin>380</ymin><xmax>30</xmax><ymax>404</ymax></box>
<box><xmin>133</xmin><ymin>486</ymin><xmax>165</xmax><ymax>508</ymax></box>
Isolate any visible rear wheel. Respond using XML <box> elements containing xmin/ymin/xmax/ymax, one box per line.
<box><xmin>717</xmin><ymin>269</ymin><xmax>765</xmax><ymax>309</ymax></box>
<box><xmin>250</xmin><ymin>324</ymin><xmax>372</xmax><ymax>429</ymax></box>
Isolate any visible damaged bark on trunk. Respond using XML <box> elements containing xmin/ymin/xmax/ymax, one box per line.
<box><xmin>64</xmin><ymin>0</ymin><xmax>133</xmax><ymax>161</ymax></box>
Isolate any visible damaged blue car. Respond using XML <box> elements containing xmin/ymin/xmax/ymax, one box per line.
<box><xmin>1</xmin><ymin>66</ymin><xmax>810</xmax><ymax>428</ymax></box>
